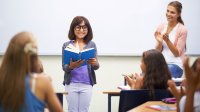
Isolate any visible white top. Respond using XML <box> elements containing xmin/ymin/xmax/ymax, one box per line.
<box><xmin>31</xmin><ymin>74</ymin><xmax>37</xmax><ymax>94</ymax></box>
<box><xmin>162</xmin><ymin>23</ymin><xmax>183</xmax><ymax>69</ymax></box>
<box><xmin>179</xmin><ymin>91</ymin><xmax>200</xmax><ymax>112</ymax></box>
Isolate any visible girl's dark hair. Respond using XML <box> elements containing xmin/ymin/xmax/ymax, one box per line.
<box><xmin>68</xmin><ymin>16</ymin><xmax>93</xmax><ymax>44</ymax></box>
<box><xmin>142</xmin><ymin>49</ymin><xmax>172</xmax><ymax>99</ymax></box>
<box><xmin>168</xmin><ymin>1</ymin><xmax>184</xmax><ymax>25</ymax></box>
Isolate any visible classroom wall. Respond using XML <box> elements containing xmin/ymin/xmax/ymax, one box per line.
<box><xmin>0</xmin><ymin>56</ymin><xmax>198</xmax><ymax>112</ymax></box>
<box><xmin>1</xmin><ymin>0</ymin><xmax>200</xmax><ymax>56</ymax></box>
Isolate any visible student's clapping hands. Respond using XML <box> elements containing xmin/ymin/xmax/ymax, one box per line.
<box><xmin>168</xmin><ymin>57</ymin><xmax>200</xmax><ymax>112</ymax></box>
<box><xmin>155</xmin><ymin>31</ymin><xmax>170</xmax><ymax>43</ymax></box>
<box><xmin>162</xmin><ymin>33</ymin><xmax>169</xmax><ymax>42</ymax></box>
<box><xmin>183</xmin><ymin>57</ymin><xmax>200</xmax><ymax>90</ymax></box>
<box><xmin>125</xmin><ymin>73</ymin><xmax>143</xmax><ymax>89</ymax></box>
<box><xmin>154</xmin><ymin>32</ymin><xmax>163</xmax><ymax>44</ymax></box>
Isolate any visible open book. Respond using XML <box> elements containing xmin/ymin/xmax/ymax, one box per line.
<box><xmin>63</xmin><ymin>45</ymin><xmax>95</xmax><ymax>66</ymax></box>
<box><xmin>146</xmin><ymin>105</ymin><xmax>176</xmax><ymax>111</ymax></box>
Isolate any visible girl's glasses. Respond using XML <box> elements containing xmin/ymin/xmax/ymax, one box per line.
<box><xmin>74</xmin><ymin>25</ymin><xmax>88</xmax><ymax>31</ymax></box>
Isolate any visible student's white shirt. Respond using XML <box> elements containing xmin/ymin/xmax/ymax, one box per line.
<box><xmin>162</xmin><ymin>23</ymin><xmax>183</xmax><ymax>69</ymax></box>
<box><xmin>179</xmin><ymin>91</ymin><xmax>200</xmax><ymax>112</ymax></box>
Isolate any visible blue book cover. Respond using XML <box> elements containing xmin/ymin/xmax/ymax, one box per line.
<box><xmin>64</xmin><ymin>47</ymin><xmax>95</xmax><ymax>66</ymax></box>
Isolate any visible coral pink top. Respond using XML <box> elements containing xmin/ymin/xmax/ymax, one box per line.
<box><xmin>155</xmin><ymin>22</ymin><xmax>187</xmax><ymax>63</ymax></box>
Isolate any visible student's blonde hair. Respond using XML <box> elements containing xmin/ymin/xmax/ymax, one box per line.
<box><xmin>0</xmin><ymin>32</ymin><xmax>37</xmax><ymax>111</ymax></box>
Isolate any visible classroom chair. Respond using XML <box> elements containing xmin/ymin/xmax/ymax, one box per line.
<box><xmin>118</xmin><ymin>89</ymin><xmax>173</xmax><ymax>112</ymax></box>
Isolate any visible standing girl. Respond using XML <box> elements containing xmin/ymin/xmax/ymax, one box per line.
<box><xmin>62</xmin><ymin>16</ymin><xmax>100</xmax><ymax>112</ymax></box>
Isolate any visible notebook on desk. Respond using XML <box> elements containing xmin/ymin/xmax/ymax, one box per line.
<box><xmin>146</xmin><ymin>105</ymin><xmax>176</xmax><ymax>111</ymax></box>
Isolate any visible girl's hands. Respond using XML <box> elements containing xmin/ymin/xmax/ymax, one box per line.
<box><xmin>163</xmin><ymin>33</ymin><xmax>169</xmax><ymax>42</ymax></box>
<box><xmin>184</xmin><ymin>57</ymin><xmax>200</xmax><ymax>90</ymax></box>
<box><xmin>168</xmin><ymin>80</ymin><xmax>185</xmax><ymax>101</ymax></box>
<box><xmin>87</xmin><ymin>58</ymin><xmax>98</xmax><ymax>66</ymax></box>
<box><xmin>155</xmin><ymin>32</ymin><xmax>169</xmax><ymax>42</ymax></box>
<box><xmin>69</xmin><ymin>58</ymin><xmax>84</xmax><ymax>69</ymax></box>
<box><xmin>69</xmin><ymin>58</ymin><xmax>98</xmax><ymax>69</ymax></box>
<box><xmin>168</xmin><ymin>57</ymin><xmax>200</xmax><ymax>112</ymax></box>
<box><xmin>125</xmin><ymin>73</ymin><xmax>143</xmax><ymax>89</ymax></box>
<box><xmin>168</xmin><ymin>79</ymin><xmax>185</xmax><ymax>112</ymax></box>
<box><xmin>154</xmin><ymin>32</ymin><xmax>163</xmax><ymax>43</ymax></box>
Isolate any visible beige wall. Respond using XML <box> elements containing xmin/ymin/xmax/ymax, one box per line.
<box><xmin>0</xmin><ymin>55</ymin><xmax>198</xmax><ymax>112</ymax></box>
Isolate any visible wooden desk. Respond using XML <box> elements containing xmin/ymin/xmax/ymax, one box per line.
<box><xmin>103</xmin><ymin>91</ymin><xmax>120</xmax><ymax>112</ymax></box>
<box><xmin>127</xmin><ymin>101</ymin><xmax>176</xmax><ymax>112</ymax></box>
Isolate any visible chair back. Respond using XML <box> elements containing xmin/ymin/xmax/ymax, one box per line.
<box><xmin>118</xmin><ymin>89</ymin><xmax>173</xmax><ymax>112</ymax></box>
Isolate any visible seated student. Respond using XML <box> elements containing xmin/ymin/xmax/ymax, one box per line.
<box><xmin>0</xmin><ymin>32</ymin><xmax>62</xmax><ymax>112</ymax></box>
<box><xmin>168</xmin><ymin>57</ymin><xmax>200</xmax><ymax>112</ymax></box>
<box><xmin>125</xmin><ymin>49</ymin><xmax>172</xmax><ymax>98</ymax></box>
<box><xmin>30</xmin><ymin>45</ymin><xmax>53</xmax><ymax>112</ymax></box>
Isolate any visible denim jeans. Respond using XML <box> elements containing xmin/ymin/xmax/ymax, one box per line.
<box><xmin>168</xmin><ymin>64</ymin><xmax>183</xmax><ymax>78</ymax></box>
<box><xmin>65</xmin><ymin>83</ymin><xmax>92</xmax><ymax>112</ymax></box>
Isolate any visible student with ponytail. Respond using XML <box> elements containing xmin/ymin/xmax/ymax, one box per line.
<box><xmin>0</xmin><ymin>32</ymin><xmax>62</xmax><ymax>112</ymax></box>
<box><xmin>154</xmin><ymin>1</ymin><xmax>187</xmax><ymax>78</ymax></box>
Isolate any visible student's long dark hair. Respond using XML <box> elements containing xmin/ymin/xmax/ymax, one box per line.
<box><xmin>68</xmin><ymin>16</ymin><xmax>93</xmax><ymax>44</ymax></box>
<box><xmin>142</xmin><ymin>49</ymin><xmax>172</xmax><ymax>99</ymax></box>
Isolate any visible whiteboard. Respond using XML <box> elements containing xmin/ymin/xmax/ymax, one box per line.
<box><xmin>0</xmin><ymin>0</ymin><xmax>200</xmax><ymax>56</ymax></box>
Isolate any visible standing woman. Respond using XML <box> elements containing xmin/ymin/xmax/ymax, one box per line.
<box><xmin>62</xmin><ymin>16</ymin><xmax>100</xmax><ymax>112</ymax></box>
<box><xmin>154</xmin><ymin>1</ymin><xmax>187</xmax><ymax>78</ymax></box>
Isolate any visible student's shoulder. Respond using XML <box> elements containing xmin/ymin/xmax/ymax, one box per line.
<box><xmin>32</xmin><ymin>74</ymin><xmax>53</xmax><ymax>95</ymax></box>
<box><xmin>63</xmin><ymin>40</ymin><xmax>74</xmax><ymax>47</ymax></box>
<box><xmin>88</xmin><ymin>41</ymin><xmax>97</xmax><ymax>46</ymax></box>
<box><xmin>178</xmin><ymin>23</ymin><xmax>187</xmax><ymax>32</ymax></box>
<box><xmin>34</xmin><ymin>73</ymin><xmax>51</xmax><ymax>84</ymax></box>
<box><xmin>86</xmin><ymin>41</ymin><xmax>97</xmax><ymax>50</ymax></box>
<box><xmin>88</xmin><ymin>40</ymin><xmax>95</xmax><ymax>44</ymax></box>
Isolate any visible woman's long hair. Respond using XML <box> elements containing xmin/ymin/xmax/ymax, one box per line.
<box><xmin>0</xmin><ymin>32</ymin><xmax>36</xmax><ymax>111</ymax></box>
<box><xmin>142</xmin><ymin>49</ymin><xmax>172</xmax><ymax>99</ymax></box>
